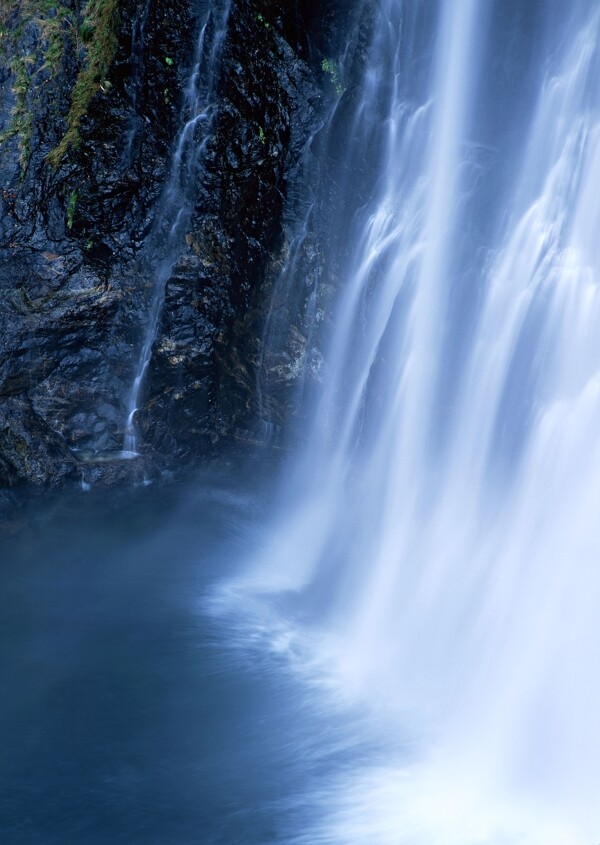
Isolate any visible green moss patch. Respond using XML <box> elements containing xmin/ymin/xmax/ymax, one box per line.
<box><xmin>0</xmin><ymin>1</ymin><xmax>77</xmax><ymax>171</ymax></box>
<box><xmin>0</xmin><ymin>54</ymin><xmax>34</xmax><ymax>169</ymax></box>
<box><xmin>47</xmin><ymin>0</ymin><xmax>120</xmax><ymax>168</ymax></box>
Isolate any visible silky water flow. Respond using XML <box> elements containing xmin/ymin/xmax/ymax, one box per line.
<box><xmin>123</xmin><ymin>0</ymin><xmax>231</xmax><ymax>453</ymax></box>
<box><xmin>210</xmin><ymin>0</ymin><xmax>600</xmax><ymax>842</ymax></box>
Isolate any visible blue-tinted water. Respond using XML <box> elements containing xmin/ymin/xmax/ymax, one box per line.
<box><xmin>0</xmin><ymin>471</ymin><xmax>371</xmax><ymax>845</ymax></box>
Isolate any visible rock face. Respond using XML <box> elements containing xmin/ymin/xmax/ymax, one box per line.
<box><xmin>0</xmin><ymin>0</ymin><xmax>353</xmax><ymax>486</ymax></box>
<box><xmin>140</xmin><ymin>0</ymin><xmax>323</xmax><ymax>458</ymax></box>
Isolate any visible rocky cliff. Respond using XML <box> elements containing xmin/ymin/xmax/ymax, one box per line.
<box><xmin>0</xmin><ymin>0</ymin><xmax>359</xmax><ymax>487</ymax></box>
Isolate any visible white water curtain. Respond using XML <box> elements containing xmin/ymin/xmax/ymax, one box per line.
<box><xmin>233</xmin><ymin>1</ymin><xmax>600</xmax><ymax>840</ymax></box>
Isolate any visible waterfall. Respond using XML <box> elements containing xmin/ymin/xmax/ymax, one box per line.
<box><xmin>122</xmin><ymin>0</ymin><xmax>152</xmax><ymax>165</ymax></box>
<box><xmin>123</xmin><ymin>0</ymin><xmax>230</xmax><ymax>453</ymax></box>
<box><xmin>223</xmin><ymin>0</ymin><xmax>600</xmax><ymax>840</ymax></box>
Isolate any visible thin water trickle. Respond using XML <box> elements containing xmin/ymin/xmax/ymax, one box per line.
<box><xmin>123</xmin><ymin>1</ymin><xmax>231</xmax><ymax>452</ymax></box>
<box><xmin>122</xmin><ymin>0</ymin><xmax>152</xmax><ymax>164</ymax></box>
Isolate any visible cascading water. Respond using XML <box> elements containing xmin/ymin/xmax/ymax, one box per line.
<box><xmin>123</xmin><ymin>0</ymin><xmax>230</xmax><ymax>453</ymax></box>
<box><xmin>217</xmin><ymin>0</ymin><xmax>600</xmax><ymax>841</ymax></box>
<box><xmin>122</xmin><ymin>0</ymin><xmax>152</xmax><ymax>165</ymax></box>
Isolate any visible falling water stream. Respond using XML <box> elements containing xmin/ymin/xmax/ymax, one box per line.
<box><xmin>121</xmin><ymin>0</ymin><xmax>152</xmax><ymax>165</ymax></box>
<box><xmin>123</xmin><ymin>0</ymin><xmax>230</xmax><ymax>452</ymax></box>
<box><xmin>214</xmin><ymin>0</ymin><xmax>600</xmax><ymax>842</ymax></box>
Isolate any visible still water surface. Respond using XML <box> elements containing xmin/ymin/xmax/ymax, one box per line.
<box><xmin>0</xmin><ymin>467</ymin><xmax>374</xmax><ymax>845</ymax></box>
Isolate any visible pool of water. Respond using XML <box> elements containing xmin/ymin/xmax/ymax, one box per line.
<box><xmin>4</xmin><ymin>464</ymin><xmax>585</xmax><ymax>845</ymax></box>
<box><xmin>0</xmin><ymin>467</ymin><xmax>371</xmax><ymax>845</ymax></box>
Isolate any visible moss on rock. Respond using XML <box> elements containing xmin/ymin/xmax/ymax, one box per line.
<box><xmin>47</xmin><ymin>0</ymin><xmax>120</xmax><ymax>168</ymax></box>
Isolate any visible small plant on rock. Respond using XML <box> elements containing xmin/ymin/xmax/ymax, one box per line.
<box><xmin>66</xmin><ymin>188</ymin><xmax>77</xmax><ymax>230</ymax></box>
<box><xmin>321</xmin><ymin>57</ymin><xmax>345</xmax><ymax>97</ymax></box>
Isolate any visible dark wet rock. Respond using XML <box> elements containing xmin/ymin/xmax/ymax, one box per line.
<box><xmin>0</xmin><ymin>0</ymin><xmax>354</xmax><ymax>486</ymax></box>
<box><xmin>0</xmin><ymin>396</ymin><xmax>78</xmax><ymax>486</ymax></box>
<box><xmin>0</xmin><ymin>0</ymin><xmax>197</xmax><ymax>485</ymax></box>
<box><xmin>141</xmin><ymin>0</ymin><xmax>326</xmax><ymax>461</ymax></box>
<box><xmin>75</xmin><ymin>450</ymin><xmax>157</xmax><ymax>488</ymax></box>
